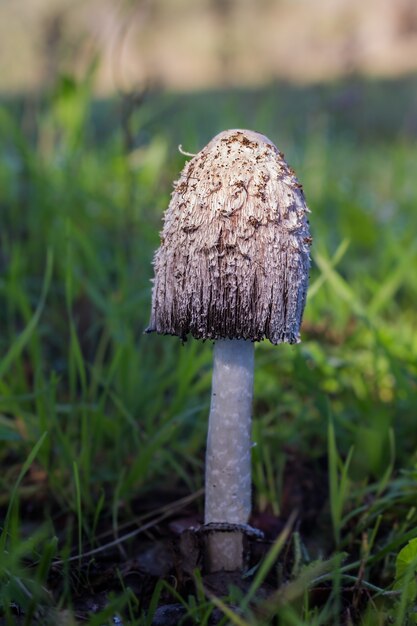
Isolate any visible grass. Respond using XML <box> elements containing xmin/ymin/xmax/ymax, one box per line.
<box><xmin>1</xmin><ymin>72</ymin><xmax>417</xmax><ymax>624</ymax></box>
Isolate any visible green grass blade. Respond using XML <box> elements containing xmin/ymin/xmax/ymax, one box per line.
<box><xmin>241</xmin><ymin>511</ymin><xmax>297</xmax><ymax>612</ymax></box>
<box><xmin>0</xmin><ymin>251</ymin><xmax>53</xmax><ymax>380</ymax></box>
<box><xmin>308</xmin><ymin>238</ymin><xmax>350</xmax><ymax>300</ymax></box>
<box><xmin>0</xmin><ymin>432</ymin><xmax>48</xmax><ymax>551</ymax></box>
<box><xmin>73</xmin><ymin>461</ymin><xmax>83</xmax><ymax>565</ymax></box>
<box><xmin>313</xmin><ymin>249</ymin><xmax>366</xmax><ymax>318</ymax></box>
<box><xmin>369</xmin><ymin>244</ymin><xmax>417</xmax><ymax>316</ymax></box>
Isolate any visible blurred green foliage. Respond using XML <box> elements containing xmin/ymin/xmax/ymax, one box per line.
<box><xmin>1</xmin><ymin>72</ymin><xmax>417</xmax><ymax>623</ymax></box>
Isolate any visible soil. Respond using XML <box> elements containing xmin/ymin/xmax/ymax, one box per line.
<box><xmin>0</xmin><ymin>453</ymin><xmax>332</xmax><ymax>624</ymax></box>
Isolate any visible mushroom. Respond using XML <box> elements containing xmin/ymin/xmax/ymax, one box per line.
<box><xmin>147</xmin><ymin>129</ymin><xmax>311</xmax><ymax>572</ymax></box>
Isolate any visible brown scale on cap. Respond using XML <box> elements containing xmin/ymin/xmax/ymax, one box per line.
<box><xmin>147</xmin><ymin>129</ymin><xmax>311</xmax><ymax>345</ymax></box>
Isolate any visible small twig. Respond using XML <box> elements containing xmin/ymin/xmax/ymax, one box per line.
<box><xmin>313</xmin><ymin>573</ymin><xmax>400</xmax><ymax>597</ymax></box>
<box><xmin>54</xmin><ymin>488</ymin><xmax>204</xmax><ymax>564</ymax></box>
<box><xmin>92</xmin><ymin>487</ymin><xmax>204</xmax><ymax>543</ymax></box>
<box><xmin>5</xmin><ymin>571</ymin><xmax>33</xmax><ymax>600</ymax></box>
<box><xmin>178</xmin><ymin>145</ymin><xmax>197</xmax><ymax>157</ymax></box>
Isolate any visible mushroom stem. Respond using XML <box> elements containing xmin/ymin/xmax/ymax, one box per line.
<box><xmin>204</xmin><ymin>338</ymin><xmax>254</xmax><ymax>571</ymax></box>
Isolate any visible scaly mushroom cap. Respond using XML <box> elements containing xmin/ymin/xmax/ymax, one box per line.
<box><xmin>147</xmin><ymin>129</ymin><xmax>311</xmax><ymax>344</ymax></box>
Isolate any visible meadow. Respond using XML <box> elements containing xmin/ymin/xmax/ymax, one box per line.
<box><xmin>1</xmin><ymin>73</ymin><xmax>417</xmax><ymax>624</ymax></box>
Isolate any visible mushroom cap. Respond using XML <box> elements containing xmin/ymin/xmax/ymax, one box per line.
<box><xmin>147</xmin><ymin>129</ymin><xmax>311</xmax><ymax>345</ymax></box>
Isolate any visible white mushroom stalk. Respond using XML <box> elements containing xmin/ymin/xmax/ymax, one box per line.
<box><xmin>204</xmin><ymin>339</ymin><xmax>254</xmax><ymax>571</ymax></box>
<box><xmin>147</xmin><ymin>129</ymin><xmax>311</xmax><ymax>572</ymax></box>
<box><xmin>206</xmin><ymin>339</ymin><xmax>253</xmax><ymax>524</ymax></box>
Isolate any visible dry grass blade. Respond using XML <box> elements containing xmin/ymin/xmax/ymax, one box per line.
<box><xmin>55</xmin><ymin>488</ymin><xmax>204</xmax><ymax>564</ymax></box>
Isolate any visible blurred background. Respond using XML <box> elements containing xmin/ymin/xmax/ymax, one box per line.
<box><xmin>1</xmin><ymin>0</ymin><xmax>417</xmax><ymax>507</ymax></box>
<box><xmin>1</xmin><ymin>1</ymin><xmax>417</xmax><ymax>620</ymax></box>
<box><xmin>1</xmin><ymin>0</ymin><xmax>417</xmax><ymax>522</ymax></box>
<box><xmin>3</xmin><ymin>0</ymin><xmax>417</xmax><ymax>93</ymax></box>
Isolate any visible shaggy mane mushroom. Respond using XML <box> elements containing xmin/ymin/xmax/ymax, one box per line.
<box><xmin>147</xmin><ymin>129</ymin><xmax>311</xmax><ymax>572</ymax></box>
